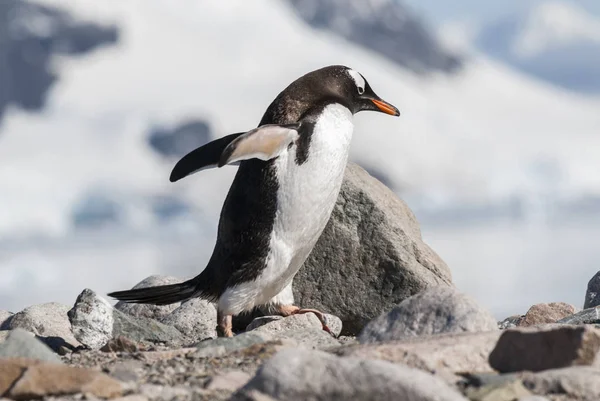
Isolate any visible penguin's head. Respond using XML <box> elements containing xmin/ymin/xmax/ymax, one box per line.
<box><xmin>294</xmin><ymin>65</ymin><xmax>400</xmax><ymax>117</ymax></box>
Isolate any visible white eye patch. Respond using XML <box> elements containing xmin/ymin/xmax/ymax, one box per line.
<box><xmin>347</xmin><ymin>69</ymin><xmax>366</xmax><ymax>94</ymax></box>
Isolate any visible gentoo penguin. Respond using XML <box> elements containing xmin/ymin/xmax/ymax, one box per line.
<box><xmin>109</xmin><ymin>65</ymin><xmax>399</xmax><ymax>337</ymax></box>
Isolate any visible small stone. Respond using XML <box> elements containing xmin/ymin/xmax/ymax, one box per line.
<box><xmin>4</xmin><ymin>303</ymin><xmax>81</xmax><ymax>350</ymax></box>
<box><xmin>584</xmin><ymin>271</ymin><xmax>600</xmax><ymax>309</ymax></box>
<box><xmin>159</xmin><ymin>298</ymin><xmax>217</xmax><ymax>342</ymax></box>
<box><xmin>0</xmin><ymin>329</ymin><xmax>62</xmax><ymax>363</ymax></box>
<box><xmin>115</xmin><ymin>275</ymin><xmax>184</xmax><ymax>320</ymax></box>
<box><xmin>0</xmin><ymin>310</ymin><xmax>13</xmax><ymax>329</ymax></box>
<box><xmin>206</xmin><ymin>370</ymin><xmax>251</xmax><ymax>392</ymax></box>
<box><xmin>7</xmin><ymin>361</ymin><xmax>123</xmax><ymax>399</ymax></box>
<box><xmin>235</xmin><ymin>348</ymin><xmax>468</xmax><ymax>401</ymax></box>
<box><xmin>100</xmin><ymin>336</ymin><xmax>139</xmax><ymax>353</ymax></box>
<box><xmin>339</xmin><ymin>331</ymin><xmax>501</xmax><ymax>381</ymax></box>
<box><xmin>69</xmin><ymin>288</ymin><xmax>184</xmax><ymax>350</ymax></box>
<box><xmin>519</xmin><ymin>303</ymin><xmax>578</xmax><ymax>327</ymax></box>
<box><xmin>498</xmin><ymin>315</ymin><xmax>522</xmax><ymax>330</ymax></box>
<box><xmin>489</xmin><ymin>324</ymin><xmax>600</xmax><ymax>373</ymax></box>
<box><xmin>557</xmin><ymin>306</ymin><xmax>600</xmax><ymax>325</ymax></box>
<box><xmin>521</xmin><ymin>366</ymin><xmax>600</xmax><ymax>400</ymax></box>
<box><xmin>359</xmin><ymin>286</ymin><xmax>498</xmax><ymax>344</ymax></box>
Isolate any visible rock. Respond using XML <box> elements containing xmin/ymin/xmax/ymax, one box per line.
<box><xmin>0</xmin><ymin>329</ymin><xmax>62</xmax><ymax>363</ymax></box>
<box><xmin>584</xmin><ymin>271</ymin><xmax>600</xmax><ymax>309</ymax></box>
<box><xmin>338</xmin><ymin>331</ymin><xmax>501</xmax><ymax>381</ymax></box>
<box><xmin>139</xmin><ymin>384</ymin><xmax>192</xmax><ymax>400</ymax></box>
<box><xmin>115</xmin><ymin>275</ymin><xmax>184</xmax><ymax>320</ymax></box>
<box><xmin>235</xmin><ymin>348</ymin><xmax>468</xmax><ymax>401</ymax></box>
<box><xmin>0</xmin><ymin>331</ymin><xmax>9</xmax><ymax>343</ymax></box>
<box><xmin>557</xmin><ymin>306</ymin><xmax>600</xmax><ymax>325</ymax></box>
<box><xmin>4</xmin><ymin>302</ymin><xmax>81</xmax><ymax>351</ymax></box>
<box><xmin>193</xmin><ymin>331</ymin><xmax>274</xmax><ymax>357</ymax></box>
<box><xmin>359</xmin><ymin>286</ymin><xmax>497</xmax><ymax>344</ymax></box>
<box><xmin>276</xmin><ymin>328</ymin><xmax>340</xmax><ymax>350</ymax></box>
<box><xmin>465</xmin><ymin>379</ymin><xmax>533</xmax><ymax>401</ymax></box>
<box><xmin>517</xmin><ymin>397</ymin><xmax>550</xmax><ymax>401</ymax></box>
<box><xmin>0</xmin><ymin>310</ymin><xmax>13</xmax><ymax>329</ymax></box>
<box><xmin>159</xmin><ymin>298</ymin><xmax>217</xmax><ymax>342</ymax></box>
<box><xmin>246</xmin><ymin>313</ymin><xmax>343</xmax><ymax>338</ymax></box>
<box><xmin>2</xmin><ymin>358</ymin><xmax>123</xmax><ymax>399</ymax></box>
<box><xmin>498</xmin><ymin>315</ymin><xmax>522</xmax><ymax>330</ymax></box>
<box><xmin>489</xmin><ymin>324</ymin><xmax>600</xmax><ymax>373</ymax></box>
<box><xmin>293</xmin><ymin>163</ymin><xmax>452</xmax><ymax>335</ymax></box>
<box><xmin>69</xmin><ymin>288</ymin><xmax>184</xmax><ymax>350</ymax></box>
<box><xmin>522</xmin><ymin>366</ymin><xmax>600</xmax><ymax>400</ymax></box>
<box><xmin>100</xmin><ymin>336</ymin><xmax>139</xmax><ymax>353</ymax></box>
<box><xmin>519</xmin><ymin>303</ymin><xmax>578</xmax><ymax>327</ymax></box>
<box><xmin>207</xmin><ymin>370</ymin><xmax>252</xmax><ymax>392</ymax></box>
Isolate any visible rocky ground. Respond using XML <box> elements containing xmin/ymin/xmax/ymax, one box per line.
<box><xmin>2</xmin><ymin>164</ymin><xmax>600</xmax><ymax>401</ymax></box>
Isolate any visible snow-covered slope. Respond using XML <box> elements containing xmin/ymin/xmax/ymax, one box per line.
<box><xmin>477</xmin><ymin>1</ymin><xmax>600</xmax><ymax>93</ymax></box>
<box><xmin>1</xmin><ymin>0</ymin><xmax>599</xmax><ymax>313</ymax></box>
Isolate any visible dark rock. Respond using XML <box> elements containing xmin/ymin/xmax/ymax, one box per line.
<box><xmin>0</xmin><ymin>329</ymin><xmax>62</xmax><ymax>363</ymax></box>
<box><xmin>0</xmin><ymin>310</ymin><xmax>13</xmax><ymax>329</ymax></box>
<box><xmin>115</xmin><ymin>275</ymin><xmax>184</xmax><ymax>320</ymax></box>
<box><xmin>557</xmin><ymin>307</ymin><xmax>600</xmax><ymax>325</ymax></box>
<box><xmin>489</xmin><ymin>324</ymin><xmax>600</xmax><ymax>373</ymax></box>
<box><xmin>287</xmin><ymin>0</ymin><xmax>462</xmax><ymax>74</ymax></box>
<box><xmin>359</xmin><ymin>286</ymin><xmax>497</xmax><ymax>344</ymax></box>
<box><xmin>585</xmin><ymin>272</ymin><xmax>600</xmax><ymax>309</ymax></box>
<box><xmin>522</xmin><ymin>366</ymin><xmax>600</xmax><ymax>401</ymax></box>
<box><xmin>4</xmin><ymin>302</ymin><xmax>80</xmax><ymax>350</ymax></box>
<box><xmin>234</xmin><ymin>348</ymin><xmax>468</xmax><ymax>401</ymax></box>
<box><xmin>100</xmin><ymin>336</ymin><xmax>139</xmax><ymax>353</ymax></box>
<box><xmin>294</xmin><ymin>163</ymin><xmax>453</xmax><ymax>335</ymax></box>
<box><xmin>519</xmin><ymin>302</ymin><xmax>578</xmax><ymax>327</ymax></box>
<box><xmin>148</xmin><ymin>120</ymin><xmax>212</xmax><ymax>158</ymax></box>
<box><xmin>69</xmin><ymin>288</ymin><xmax>184</xmax><ymax>350</ymax></box>
<box><xmin>0</xmin><ymin>0</ymin><xmax>118</xmax><ymax>123</ymax></box>
<box><xmin>159</xmin><ymin>298</ymin><xmax>217</xmax><ymax>342</ymax></box>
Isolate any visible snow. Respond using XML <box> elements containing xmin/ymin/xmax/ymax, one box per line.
<box><xmin>1</xmin><ymin>0</ymin><xmax>600</xmax><ymax>314</ymax></box>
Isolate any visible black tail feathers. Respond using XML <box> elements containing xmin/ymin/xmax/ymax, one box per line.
<box><xmin>108</xmin><ymin>278</ymin><xmax>199</xmax><ymax>306</ymax></box>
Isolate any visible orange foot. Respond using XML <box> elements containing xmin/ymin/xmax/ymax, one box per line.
<box><xmin>276</xmin><ymin>304</ymin><xmax>334</xmax><ymax>336</ymax></box>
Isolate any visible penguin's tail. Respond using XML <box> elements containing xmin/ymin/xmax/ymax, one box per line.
<box><xmin>108</xmin><ymin>270</ymin><xmax>216</xmax><ymax>305</ymax></box>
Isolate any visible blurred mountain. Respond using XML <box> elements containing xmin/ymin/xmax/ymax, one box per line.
<box><xmin>0</xmin><ymin>0</ymin><xmax>118</xmax><ymax>123</ymax></box>
<box><xmin>287</xmin><ymin>0</ymin><xmax>462</xmax><ymax>74</ymax></box>
<box><xmin>476</xmin><ymin>1</ymin><xmax>600</xmax><ymax>93</ymax></box>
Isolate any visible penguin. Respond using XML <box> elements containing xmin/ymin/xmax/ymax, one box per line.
<box><xmin>109</xmin><ymin>65</ymin><xmax>400</xmax><ymax>337</ymax></box>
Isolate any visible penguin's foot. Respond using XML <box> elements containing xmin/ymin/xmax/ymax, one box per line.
<box><xmin>217</xmin><ymin>311</ymin><xmax>233</xmax><ymax>337</ymax></box>
<box><xmin>276</xmin><ymin>305</ymin><xmax>334</xmax><ymax>336</ymax></box>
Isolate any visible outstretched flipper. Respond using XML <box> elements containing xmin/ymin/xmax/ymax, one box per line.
<box><xmin>169</xmin><ymin>123</ymin><xmax>301</xmax><ymax>182</ymax></box>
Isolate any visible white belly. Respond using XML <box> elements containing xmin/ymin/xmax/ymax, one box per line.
<box><xmin>218</xmin><ymin>104</ymin><xmax>354</xmax><ymax>314</ymax></box>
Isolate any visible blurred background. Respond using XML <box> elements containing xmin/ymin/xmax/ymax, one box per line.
<box><xmin>1</xmin><ymin>0</ymin><xmax>599</xmax><ymax>319</ymax></box>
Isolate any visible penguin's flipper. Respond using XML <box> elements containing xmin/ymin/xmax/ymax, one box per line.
<box><xmin>169</xmin><ymin>132</ymin><xmax>244</xmax><ymax>182</ymax></box>
<box><xmin>218</xmin><ymin>123</ymin><xmax>300</xmax><ymax>167</ymax></box>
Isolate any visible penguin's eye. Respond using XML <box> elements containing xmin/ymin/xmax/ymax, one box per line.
<box><xmin>347</xmin><ymin>69</ymin><xmax>366</xmax><ymax>96</ymax></box>
<box><xmin>357</xmin><ymin>86</ymin><xmax>365</xmax><ymax>95</ymax></box>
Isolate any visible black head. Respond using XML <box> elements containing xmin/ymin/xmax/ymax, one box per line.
<box><xmin>285</xmin><ymin>65</ymin><xmax>400</xmax><ymax>117</ymax></box>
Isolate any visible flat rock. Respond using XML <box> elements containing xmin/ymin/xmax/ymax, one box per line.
<box><xmin>522</xmin><ymin>366</ymin><xmax>600</xmax><ymax>401</ymax></box>
<box><xmin>234</xmin><ymin>348</ymin><xmax>468</xmax><ymax>401</ymax></box>
<box><xmin>246</xmin><ymin>313</ymin><xmax>343</xmax><ymax>337</ymax></box>
<box><xmin>193</xmin><ymin>331</ymin><xmax>274</xmax><ymax>358</ymax></box>
<box><xmin>3</xmin><ymin>358</ymin><xmax>123</xmax><ymax>399</ymax></box>
<box><xmin>159</xmin><ymin>298</ymin><xmax>217</xmax><ymax>342</ymax></box>
<box><xmin>0</xmin><ymin>329</ymin><xmax>62</xmax><ymax>363</ymax></box>
<box><xmin>557</xmin><ymin>306</ymin><xmax>600</xmax><ymax>325</ymax></box>
<box><xmin>0</xmin><ymin>310</ymin><xmax>13</xmax><ymax>329</ymax></box>
<box><xmin>293</xmin><ymin>163</ymin><xmax>453</xmax><ymax>335</ymax></box>
<box><xmin>206</xmin><ymin>370</ymin><xmax>252</xmax><ymax>392</ymax></box>
<box><xmin>338</xmin><ymin>331</ymin><xmax>501</xmax><ymax>381</ymax></box>
<box><xmin>359</xmin><ymin>286</ymin><xmax>497</xmax><ymax>344</ymax></box>
<box><xmin>584</xmin><ymin>271</ymin><xmax>600</xmax><ymax>309</ymax></box>
<box><xmin>115</xmin><ymin>275</ymin><xmax>184</xmax><ymax>320</ymax></box>
<box><xmin>69</xmin><ymin>288</ymin><xmax>184</xmax><ymax>350</ymax></box>
<box><xmin>489</xmin><ymin>324</ymin><xmax>600</xmax><ymax>373</ymax></box>
<box><xmin>4</xmin><ymin>302</ymin><xmax>81</xmax><ymax>351</ymax></box>
<box><xmin>519</xmin><ymin>303</ymin><xmax>578</xmax><ymax>327</ymax></box>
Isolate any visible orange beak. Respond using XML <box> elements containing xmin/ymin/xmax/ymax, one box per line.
<box><xmin>371</xmin><ymin>99</ymin><xmax>400</xmax><ymax>116</ymax></box>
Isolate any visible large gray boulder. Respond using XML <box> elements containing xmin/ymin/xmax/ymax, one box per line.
<box><xmin>293</xmin><ymin>163</ymin><xmax>452</xmax><ymax>335</ymax></box>
<box><xmin>0</xmin><ymin>328</ymin><xmax>62</xmax><ymax>363</ymax></box>
<box><xmin>234</xmin><ymin>348</ymin><xmax>468</xmax><ymax>401</ymax></box>
<box><xmin>584</xmin><ymin>271</ymin><xmax>600</xmax><ymax>309</ymax></box>
<box><xmin>159</xmin><ymin>298</ymin><xmax>217</xmax><ymax>342</ymax></box>
<box><xmin>359</xmin><ymin>286</ymin><xmax>497</xmax><ymax>344</ymax></box>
